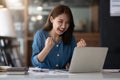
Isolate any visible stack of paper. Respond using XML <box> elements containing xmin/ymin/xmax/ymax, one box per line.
<box><xmin>0</xmin><ymin>66</ymin><xmax>11</xmax><ymax>72</ymax></box>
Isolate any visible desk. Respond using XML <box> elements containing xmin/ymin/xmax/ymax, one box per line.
<box><xmin>0</xmin><ymin>70</ymin><xmax>120</xmax><ymax>80</ymax></box>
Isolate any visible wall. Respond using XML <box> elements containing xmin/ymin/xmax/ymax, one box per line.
<box><xmin>71</xmin><ymin>7</ymin><xmax>91</xmax><ymax>32</ymax></box>
<box><xmin>100</xmin><ymin>0</ymin><xmax>120</xmax><ymax>69</ymax></box>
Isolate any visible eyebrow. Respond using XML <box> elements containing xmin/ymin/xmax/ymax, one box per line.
<box><xmin>59</xmin><ymin>18</ymin><xmax>69</xmax><ymax>22</ymax></box>
<box><xmin>58</xmin><ymin>18</ymin><xmax>63</xmax><ymax>20</ymax></box>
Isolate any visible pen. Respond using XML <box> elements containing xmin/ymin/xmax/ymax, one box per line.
<box><xmin>32</xmin><ymin>69</ymin><xmax>45</xmax><ymax>72</ymax></box>
<box><xmin>32</xmin><ymin>69</ymin><xmax>49</xmax><ymax>72</ymax></box>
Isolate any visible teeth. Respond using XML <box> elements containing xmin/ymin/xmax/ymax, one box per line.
<box><xmin>60</xmin><ymin>29</ymin><xmax>64</xmax><ymax>31</ymax></box>
<box><xmin>58</xmin><ymin>28</ymin><xmax>64</xmax><ymax>32</ymax></box>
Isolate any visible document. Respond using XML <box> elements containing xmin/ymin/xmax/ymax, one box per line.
<box><xmin>29</xmin><ymin>67</ymin><xmax>69</xmax><ymax>75</ymax></box>
<box><xmin>110</xmin><ymin>0</ymin><xmax>120</xmax><ymax>16</ymax></box>
<box><xmin>103</xmin><ymin>69</ymin><xmax>120</xmax><ymax>73</ymax></box>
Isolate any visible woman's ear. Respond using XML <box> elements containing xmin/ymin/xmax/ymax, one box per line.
<box><xmin>50</xmin><ymin>16</ymin><xmax>53</xmax><ymax>23</ymax></box>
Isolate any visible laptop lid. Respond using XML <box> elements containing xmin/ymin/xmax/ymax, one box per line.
<box><xmin>69</xmin><ymin>47</ymin><xmax>108</xmax><ymax>73</ymax></box>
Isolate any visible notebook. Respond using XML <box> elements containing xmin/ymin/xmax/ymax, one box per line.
<box><xmin>69</xmin><ymin>47</ymin><xmax>108</xmax><ymax>73</ymax></box>
<box><xmin>6</xmin><ymin>67</ymin><xmax>28</xmax><ymax>75</ymax></box>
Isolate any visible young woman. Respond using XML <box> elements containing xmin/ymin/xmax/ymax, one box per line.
<box><xmin>31</xmin><ymin>4</ymin><xmax>86</xmax><ymax>69</ymax></box>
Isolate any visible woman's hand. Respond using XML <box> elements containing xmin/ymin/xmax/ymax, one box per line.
<box><xmin>45</xmin><ymin>37</ymin><xmax>55</xmax><ymax>50</ymax></box>
<box><xmin>65</xmin><ymin>63</ymin><xmax>70</xmax><ymax>70</ymax></box>
<box><xmin>77</xmin><ymin>39</ymin><xmax>87</xmax><ymax>47</ymax></box>
<box><xmin>37</xmin><ymin>37</ymin><xmax>55</xmax><ymax>62</ymax></box>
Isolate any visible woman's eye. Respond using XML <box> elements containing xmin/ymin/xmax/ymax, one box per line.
<box><xmin>58</xmin><ymin>21</ymin><xmax>62</xmax><ymax>23</ymax></box>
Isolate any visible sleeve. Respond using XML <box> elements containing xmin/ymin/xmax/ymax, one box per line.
<box><xmin>31</xmin><ymin>30</ymin><xmax>45</xmax><ymax>67</ymax></box>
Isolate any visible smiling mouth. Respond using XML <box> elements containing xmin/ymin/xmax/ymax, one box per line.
<box><xmin>58</xmin><ymin>29</ymin><xmax>65</xmax><ymax>33</ymax></box>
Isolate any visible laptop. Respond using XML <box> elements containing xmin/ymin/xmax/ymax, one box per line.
<box><xmin>69</xmin><ymin>47</ymin><xmax>108</xmax><ymax>73</ymax></box>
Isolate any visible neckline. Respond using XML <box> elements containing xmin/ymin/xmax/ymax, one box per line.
<box><xmin>45</xmin><ymin>31</ymin><xmax>62</xmax><ymax>45</ymax></box>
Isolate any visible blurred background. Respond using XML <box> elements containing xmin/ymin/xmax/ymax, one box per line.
<box><xmin>0</xmin><ymin>0</ymin><xmax>99</xmax><ymax>67</ymax></box>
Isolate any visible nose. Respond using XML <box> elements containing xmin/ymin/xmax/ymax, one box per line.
<box><xmin>61</xmin><ymin>23</ymin><xmax>66</xmax><ymax>29</ymax></box>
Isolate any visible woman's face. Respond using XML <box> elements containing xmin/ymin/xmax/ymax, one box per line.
<box><xmin>50</xmin><ymin>13</ymin><xmax>70</xmax><ymax>35</ymax></box>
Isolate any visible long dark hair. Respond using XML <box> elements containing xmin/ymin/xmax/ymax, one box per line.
<box><xmin>43</xmin><ymin>4</ymin><xmax>75</xmax><ymax>45</ymax></box>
